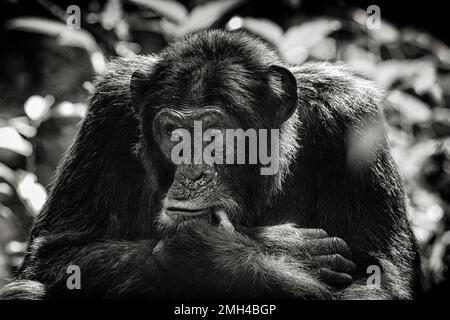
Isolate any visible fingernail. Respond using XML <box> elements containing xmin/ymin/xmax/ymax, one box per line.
<box><xmin>215</xmin><ymin>210</ymin><xmax>235</xmax><ymax>232</ymax></box>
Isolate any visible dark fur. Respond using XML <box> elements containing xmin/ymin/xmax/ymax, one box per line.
<box><xmin>0</xmin><ymin>30</ymin><xmax>419</xmax><ymax>300</ymax></box>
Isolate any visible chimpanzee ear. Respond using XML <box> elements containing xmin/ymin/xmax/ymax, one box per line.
<box><xmin>130</xmin><ymin>69</ymin><xmax>151</xmax><ymax>113</ymax></box>
<box><xmin>269</xmin><ymin>65</ymin><xmax>298</xmax><ymax>125</ymax></box>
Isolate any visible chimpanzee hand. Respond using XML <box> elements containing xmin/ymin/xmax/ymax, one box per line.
<box><xmin>152</xmin><ymin>219</ymin><xmax>355</xmax><ymax>298</ymax></box>
<box><xmin>246</xmin><ymin>223</ymin><xmax>357</xmax><ymax>288</ymax></box>
<box><xmin>152</xmin><ymin>219</ymin><xmax>264</xmax><ymax>297</ymax></box>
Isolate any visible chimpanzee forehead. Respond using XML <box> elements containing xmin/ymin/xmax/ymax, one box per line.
<box><xmin>146</xmin><ymin>30</ymin><xmax>282</xmax><ymax>124</ymax></box>
<box><xmin>160</xmin><ymin>29</ymin><xmax>281</xmax><ymax>64</ymax></box>
<box><xmin>150</xmin><ymin>58</ymin><xmax>269</xmax><ymax>120</ymax></box>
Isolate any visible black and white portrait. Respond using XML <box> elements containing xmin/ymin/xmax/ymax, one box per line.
<box><xmin>0</xmin><ymin>0</ymin><xmax>448</xmax><ymax>309</ymax></box>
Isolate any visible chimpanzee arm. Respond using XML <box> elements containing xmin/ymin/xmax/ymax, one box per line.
<box><xmin>287</xmin><ymin>63</ymin><xmax>420</xmax><ymax>299</ymax></box>
<box><xmin>1</xmin><ymin>56</ymin><xmax>168</xmax><ymax>299</ymax></box>
<box><xmin>14</xmin><ymin>236</ymin><xmax>163</xmax><ymax>298</ymax></box>
<box><xmin>153</xmin><ymin>221</ymin><xmax>356</xmax><ymax>299</ymax></box>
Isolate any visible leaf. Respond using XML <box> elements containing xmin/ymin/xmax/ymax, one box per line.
<box><xmin>24</xmin><ymin>95</ymin><xmax>54</xmax><ymax>122</ymax></box>
<box><xmin>0</xmin><ymin>127</ymin><xmax>32</xmax><ymax>157</ymax></box>
<box><xmin>130</xmin><ymin>0</ymin><xmax>188</xmax><ymax>24</ymax></box>
<box><xmin>226</xmin><ymin>17</ymin><xmax>283</xmax><ymax>45</ymax></box>
<box><xmin>368</xmin><ymin>19</ymin><xmax>399</xmax><ymax>44</ymax></box>
<box><xmin>351</xmin><ymin>8</ymin><xmax>399</xmax><ymax>44</ymax></box>
<box><xmin>280</xmin><ymin>18</ymin><xmax>342</xmax><ymax>64</ymax></box>
<box><xmin>402</xmin><ymin>28</ymin><xmax>450</xmax><ymax>67</ymax></box>
<box><xmin>5</xmin><ymin>17</ymin><xmax>106</xmax><ymax>73</ymax></box>
<box><xmin>309</xmin><ymin>38</ymin><xmax>336</xmax><ymax>61</ymax></box>
<box><xmin>374</xmin><ymin>60</ymin><xmax>437</xmax><ymax>91</ymax></box>
<box><xmin>431</xmin><ymin>108</ymin><xmax>450</xmax><ymax>138</ymax></box>
<box><xmin>100</xmin><ymin>0</ymin><xmax>124</xmax><ymax>31</ymax></box>
<box><xmin>16</xmin><ymin>172</ymin><xmax>47</xmax><ymax>215</ymax></box>
<box><xmin>386</xmin><ymin>90</ymin><xmax>432</xmax><ymax>123</ymax></box>
<box><xmin>0</xmin><ymin>163</ymin><xmax>16</xmax><ymax>187</ymax></box>
<box><xmin>342</xmin><ymin>44</ymin><xmax>378</xmax><ymax>76</ymax></box>
<box><xmin>161</xmin><ymin>0</ymin><xmax>245</xmax><ymax>38</ymax></box>
<box><xmin>0</xmin><ymin>205</ymin><xmax>17</xmax><ymax>244</ymax></box>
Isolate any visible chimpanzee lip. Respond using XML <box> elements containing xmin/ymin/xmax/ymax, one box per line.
<box><xmin>165</xmin><ymin>207</ymin><xmax>210</xmax><ymax>217</ymax></box>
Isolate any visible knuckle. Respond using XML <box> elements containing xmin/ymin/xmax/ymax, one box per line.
<box><xmin>338</xmin><ymin>274</ymin><xmax>353</xmax><ymax>285</ymax></box>
<box><xmin>318</xmin><ymin>267</ymin><xmax>328</xmax><ymax>275</ymax></box>
<box><xmin>342</xmin><ymin>273</ymin><xmax>353</xmax><ymax>282</ymax></box>
<box><xmin>331</xmin><ymin>253</ymin><xmax>340</xmax><ymax>261</ymax></box>
<box><xmin>330</xmin><ymin>254</ymin><xmax>342</xmax><ymax>267</ymax></box>
<box><xmin>285</xmin><ymin>223</ymin><xmax>298</xmax><ymax>229</ymax></box>
<box><xmin>330</xmin><ymin>237</ymin><xmax>345</xmax><ymax>251</ymax></box>
<box><xmin>316</xmin><ymin>229</ymin><xmax>329</xmax><ymax>237</ymax></box>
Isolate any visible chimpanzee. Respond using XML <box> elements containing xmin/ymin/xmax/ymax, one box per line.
<box><xmin>0</xmin><ymin>30</ymin><xmax>420</xmax><ymax>300</ymax></box>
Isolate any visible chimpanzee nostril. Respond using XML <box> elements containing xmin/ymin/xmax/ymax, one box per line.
<box><xmin>187</xmin><ymin>165</ymin><xmax>205</xmax><ymax>181</ymax></box>
<box><xmin>178</xmin><ymin>164</ymin><xmax>215</xmax><ymax>189</ymax></box>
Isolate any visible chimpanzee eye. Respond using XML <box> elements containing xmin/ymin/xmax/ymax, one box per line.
<box><xmin>164</xmin><ymin>124</ymin><xmax>176</xmax><ymax>137</ymax></box>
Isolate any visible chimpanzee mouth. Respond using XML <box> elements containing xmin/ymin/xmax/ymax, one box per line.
<box><xmin>164</xmin><ymin>206</ymin><xmax>211</xmax><ymax>219</ymax></box>
<box><xmin>161</xmin><ymin>200</ymin><xmax>235</xmax><ymax>231</ymax></box>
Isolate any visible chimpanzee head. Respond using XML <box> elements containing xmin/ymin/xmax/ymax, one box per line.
<box><xmin>130</xmin><ymin>30</ymin><xmax>299</xmax><ymax>233</ymax></box>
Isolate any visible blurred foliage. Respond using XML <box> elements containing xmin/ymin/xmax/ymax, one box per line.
<box><xmin>0</xmin><ymin>0</ymin><xmax>450</xmax><ymax>297</ymax></box>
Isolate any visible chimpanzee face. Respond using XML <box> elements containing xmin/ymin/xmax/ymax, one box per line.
<box><xmin>130</xmin><ymin>33</ymin><xmax>298</xmax><ymax>233</ymax></box>
<box><xmin>151</xmin><ymin>105</ymin><xmax>248</xmax><ymax>231</ymax></box>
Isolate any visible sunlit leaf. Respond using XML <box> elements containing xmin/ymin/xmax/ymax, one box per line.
<box><xmin>342</xmin><ymin>44</ymin><xmax>378</xmax><ymax>76</ymax></box>
<box><xmin>55</xmin><ymin>102</ymin><xmax>88</xmax><ymax>118</ymax></box>
<box><xmin>8</xmin><ymin>117</ymin><xmax>37</xmax><ymax>138</ymax></box>
<box><xmin>24</xmin><ymin>95</ymin><xmax>54</xmax><ymax>122</ymax></box>
<box><xmin>351</xmin><ymin>8</ymin><xmax>399</xmax><ymax>44</ymax></box>
<box><xmin>161</xmin><ymin>0</ymin><xmax>245</xmax><ymax>38</ymax></box>
<box><xmin>226</xmin><ymin>16</ymin><xmax>283</xmax><ymax>45</ymax></box>
<box><xmin>130</xmin><ymin>0</ymin><xmax>188</xmax><ymax>23</ymax></box>
<box><xmin>386</xmin><ymin>90</ymin><xmax>432</xmax><ymax>123</ymax></box>
<box><xmin>16</xmin><ymin>172</ymin><xmax>47</xmax><ymax>215</ymax></box>
<box><xmin>100</xmin><ymin>0</ymin><xmax>123</xmax><ymax>31</ymax></box>
<box><xmin>374</xmin><ymin>60</ymin><xmax>438</xmax><ymax>92</ymax></box>
<box><xmin>309</xmin><ymin>38</ymin><xmax>337</xmax><ymax>61</ymax></box>
<box><xmin>5</xmin><ymin>241</ymin><xmax>28</xmax><ymax>255</ymax></box>
<box><xmin>0</xmin><ymin>127</ymin><xmax>32</xmax><ymax>157</ymax></box>
<box><xmin>280</xmin><ymin>18</ymin><xmax>341</xmax><ymax>64</ymax></box>
<box><xmin>0</xmin><ymin>163</ymin><xmax>16</xmax><ymax>186</ymax></box>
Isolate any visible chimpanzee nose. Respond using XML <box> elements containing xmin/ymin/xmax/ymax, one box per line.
<box><xmin>178</xmin><ymin>164</ymin><xmax>215</xmax><ymax>189</ymax></box>
<box><xmin>186</xmin><ymin>165</ymin><xmax>206</xmax><ymax>181</ymax></box>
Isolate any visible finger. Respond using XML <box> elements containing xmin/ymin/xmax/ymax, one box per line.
<box><xmin>308</xmin><ymin>237</ymin><xmax>353</xmax><ymax>259</ymax></box>
<box><xmin>216</xmin><ymin>210</ymin><xmax>235</xmax><ymax>232</ymax></box>
<box><xmin>329</xmin><ymin>237</ymin><xmax>353</xmax><ymax>259</ymax></box>
<box><xmin>299</xmin><ymin>228</ymin><xmax>329</xmax><ymax>239</ymax></box>
<box><xmin>153</xmin><ymin>239</ymin><xmax>165</xmax><ymax>255</ymax></box>
<box><xmin>318</xmin><ymin>268</ymin><xmax>353</xmax><ymax>288</ymax></box>
<box><xmin>152</xmin><ymin>239</ymin><xmax>168</xmax><ymax>266</ymax></box>
<box><xmin>312</xmin><ymin>254</ymin><xmax>357</xmax><ymax>274</ymax></box>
